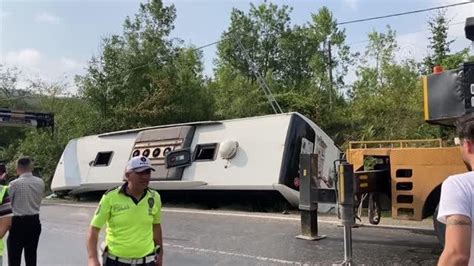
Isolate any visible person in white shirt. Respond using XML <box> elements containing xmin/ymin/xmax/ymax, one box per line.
<box><xmin>7</xmin><ymin>157</ymin><xmax>44</xmax><ymax>266</ymax></box>
<box><xmin>438</xmin><ymin>113</ymin><xmax>474</xmax><ymax>266</ymax></box>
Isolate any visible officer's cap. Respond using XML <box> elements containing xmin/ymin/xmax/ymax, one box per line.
<box><xmin>126</xmin><ymin>156</ymin><xmax>155</xmax><ymax>173</ymax></box>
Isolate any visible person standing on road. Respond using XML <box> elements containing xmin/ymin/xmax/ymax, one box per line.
<box><xmin>0</xmin><ymin>184</ymin><xmax>12</xmax><ymax>265</ymax></box>
<box><xmin>0</xmin><ymin>164</ymin><xmax>8</xmax><ymax>185</ymax></box>
<box><xmin>87</xmin><ymin>156</ymin><xmax>163</xmax><ymax>266</ymax></box>
<box><xmin>7</xmin><ymin>157</ymin><xmax>45</xmax><ymax>266</ymax></box>
<box><xmin>438</xmin><ymin>113</ymin><xmax>474</xmax><ymax>266</ymax></box>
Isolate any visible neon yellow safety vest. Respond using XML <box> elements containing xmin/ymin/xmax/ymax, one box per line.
<box><xmin>0</xmin><ymin>186</ymin><xmax>8</xmax><ymax>254</ymax></box>
<box><xmin>91</xmin><ymin>185</ymin><xmax>161</xmax><ymax>259</ymax></box>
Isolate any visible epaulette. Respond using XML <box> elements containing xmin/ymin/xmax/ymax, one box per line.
<box><xmin>104</xmin><ymin>186</ymin><xmax>121</xmax><ymax>195</ymax></box>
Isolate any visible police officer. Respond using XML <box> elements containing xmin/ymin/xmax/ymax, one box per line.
<box><xmin>0</xmin><ymin>185</ymin><xmax>12</xmax><ymax>265</ymax></box>
<box><xmin>0</xmin><ymin>164</ymin><xmax>7</xmax><ymax>185</ymax></box>
<box><xmin>87</xmin><ymin>156</ymin><xmax>163</xmax><ymax>266</ymax></box>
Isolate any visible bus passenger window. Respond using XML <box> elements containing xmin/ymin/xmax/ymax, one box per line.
<box><xmin>194</xmin><ymin>144</ymin><xmax>218</xmax><ymax>161</ymax></box>
<box><xmin>93</xmin><ymin>151</ymin><xmax>114</xmax><ymax>167</ymax></box>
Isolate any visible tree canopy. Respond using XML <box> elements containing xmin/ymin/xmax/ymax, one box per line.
<box><xmin>1</xmin><ymin>0</ymin><xmax>472</xmax><ymax>190</ymax></box>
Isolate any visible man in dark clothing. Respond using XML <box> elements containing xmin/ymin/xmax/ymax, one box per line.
<box><xmin>7</xmin><ymin>157</ymin><xmax>44</xmax><ymax>266</ymax></box>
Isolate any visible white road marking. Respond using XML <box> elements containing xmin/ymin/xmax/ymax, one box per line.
<box><xmin>164</xmin><ymin>243</ymin><xmax>306</xmax><ymax>265</ymax></box>
<box><xmin>44</xmin><ymin>202</ymin><xmax>433</xmax><ymax>231</ymax></box>
<box><xmin>163</xmin><ymin>208</ymin><xmax>303</xmax><ymax>222</ymax></box>
<box><xmin>44</xmin><ymin>202</ymin><xmax>96</xmax><ymax>208</ymax></box>
<box><xmin>45</xmin><ymin>202</ymin><xmax>321</xmax><ymax>222</ymax></box>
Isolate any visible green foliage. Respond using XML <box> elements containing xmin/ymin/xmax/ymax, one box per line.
<box><xmin>211</xmin><ymin>65</ymin><xmax>269</xmax><ymax>119</ymax></box>
<box><xmin>440</xmin><ymin>49</ymin><xmax>474</xmax><ymax>69</ymax></box>
<box><xmin>349</xmin><ymin>27</ymin><xmax>440</xmax><ymax>142</ymax></box>
<box><xmin>0</xmin><ymin>2</ymin><xmax>472</xmax><ymax>193</ymax></box>
<box><xmin>0</xmin><ymin>81</ymin><xmax>98</xmax><ymax>191</ymax></box>
<box><xmin>216</xmin><ymin>3</ymin><xmax>294</xmax><ymax>84</ymax></box>
<box><xmin>212</xmin><ymin>3</ymin><xmax>353</xmax><ymax>139</ymax></box>
<box><xmin>77</xmin><ymin>0</ymin><xmax>213</xmax><ymax>132</ymax></box>
<box><xmin>422</xmin><ymin>10</ymin><xmax>472</xmax><ymax>73</ymax></box>
<box><xmin>423</xmin><ymin>10</ymin><xmax>454</xmax><ymax>72</ymax></box>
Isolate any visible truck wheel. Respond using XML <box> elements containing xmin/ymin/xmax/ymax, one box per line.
<box><xmin>368</xmin><ymin>193</ymin><xmax>381</xmax><ymax>225</ymax></box>
<box><xmin>433</xmin><ymin>204</ymin><xmax>445</xmax><ymax>247</ymax></box>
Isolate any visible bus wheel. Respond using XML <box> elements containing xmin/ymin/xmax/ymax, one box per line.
<box><xmin>433</xmin><ymin>204</ymin><xmax>446</xmax><ymax>247</ymax></box>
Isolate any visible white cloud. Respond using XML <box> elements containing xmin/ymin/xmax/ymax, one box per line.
<box><xmin>397</xmin><ymin>0</ymin><xmax>473</xmax><ymax>63</ymax></box>
<box><xmin>2</xmin><ymin>49</ymin><xmax>86</xmax><ymax>75</ymax></box>
<box><xmin>1</xmin><ymin>49</ymin><xmax>85</xmax><ymax>94</ymax></box>
<box><xmin>435</xmin><ymin>0</ymin><xmax>474</xmax><ymax>40</ymax></box>
<box><xmin>343</xmin><ymin>0</ymin><xmax>359</xmax><ymax>10</ymax></box>
<box><xmin>35</xmin><ymin>12</ymin><xmax>61</xmax><ymax>24</ymax></box>
<box><xmin>390</xmin><ymin>0</ymin><xmax>473</xmax><ymax>63</ymax></box>
<box><xmin>4</xmin><ymin>49</ymin><xmax>43</xmax><ymax>68</ymax></box>
<box><xmin>60</xmin><ymin>57</ymin><xmax>83</xmax><ymax>70</ymax></box>
<box><xmin>0</xmin><ymin>9</ymin><xmax>10</xmax><ymax>19</ymax></box>
<box><xmin>396</xmin><ymin>31</ymin><xmax>430</xmax><ymax>62</ymax></box>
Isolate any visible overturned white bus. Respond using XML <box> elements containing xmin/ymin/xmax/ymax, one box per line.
<box><xmin>51</xmin><ymin>112</ymin><xmax>341</xmax><ymax>207</ymax></box>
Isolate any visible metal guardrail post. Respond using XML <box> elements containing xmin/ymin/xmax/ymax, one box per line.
<box><xmin>296</xmin><ymin>154</ymin><xmax>326</xmax><ymax>241</ymax></box>
<box><xmin>338</xmin><ymin>162</ymin><xmax>355</xmax><ymax>265</ymax></box>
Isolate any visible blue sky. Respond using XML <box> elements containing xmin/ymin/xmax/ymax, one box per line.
<box><xmin>0</xmin><ymin>0</ymin><xmax>473</xmax><ymax>92</ymax></box>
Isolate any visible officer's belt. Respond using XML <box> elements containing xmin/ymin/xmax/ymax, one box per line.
<box><xmin>106</xmin><ymin>253</ymin><xmax>155</xmax><ymax>264</ymax></box>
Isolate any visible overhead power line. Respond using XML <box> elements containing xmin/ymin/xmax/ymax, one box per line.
<box><xmin>86</xmin><ymin>2</ymin><xmax>473</xmax><ymax>78</ymax></box>
<box><xmin>192</xmin><ymin>2</ymin><xmax>473</xmax><ymax>51</ymax></box>
<box><xmin>347</xmin><ymin>20</ymin><xmax>465</xmax><ymax>46</ymax></box>
<box><xmin>338</xmin><ymin>1</ymin><xmax>473</xmax><ymax>25</ymax></box>
<box><xmin>194</xmin><ymin>41</ymin><xmax>220</xmax><ymax>51</ymax></box>
<box><xmin>234</xmin><ymin>37</ymin><xmax>283</xmax><ymax>114</ymax></box>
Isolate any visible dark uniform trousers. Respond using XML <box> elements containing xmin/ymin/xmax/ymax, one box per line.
<box><xmin>7</xmin><ymin>214</ymin><xmax>42</xmax><ymax>266</ymax></box>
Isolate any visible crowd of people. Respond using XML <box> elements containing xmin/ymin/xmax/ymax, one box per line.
<box><xmin>0</xmin><ymin>157</ymin><xmax>44</xmax><ymax>266</ymax></box>
<box><xmin>0</xmin><ymin>156</ymin><xmax>163</xmax><ymax>266</ymax></box>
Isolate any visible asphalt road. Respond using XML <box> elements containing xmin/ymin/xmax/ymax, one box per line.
<box><xmin>5</xmin><ymin>202</ymin><xmax>441</xmax><ymax>265</ymax></box>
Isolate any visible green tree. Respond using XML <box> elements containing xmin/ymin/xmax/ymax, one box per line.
<box><xmin>0</xmin><ymin>65</ymin><xmax>40</xmax><ymax>149</ymax></box>
<box><xmin>211</xmin><ymin>65</ymin><xmax>269</xmax><ymax>119</ymax></box>
<box><xmin>77</xmin><ymin>0</ymin><xmax>213</xmax><ymax>132</ymax></box>
<box><xmin>423</xmin><ymin>10</ymin><xmax>454</xmax><ymax>71</ymax></box>
<box><xmin>422</xmin><ymin>10</ymin><xmax>473</xmax><ymax>73</ymax></box>
<box><xmin>213</xmin><ymin>3</ymin><xmax>297</xmax><ymax>119</ymax></box>
<box><xmin>0</xmin><ymin>64</ymin><xmax>40</xmax><ymax>110</ymax></box>
<box><xmin>2</xmin><ymin>80</ymin><xmax>98</xmax><ymax>192</ymax></box>
<box><xmin>349</xmin><ymin>27</ymin><xmax>438</xmax><ymax>142</ymax></box>
<box><xmin>308</xmin><ymin>7</ymin><xmax>351</xmax><ymax>99</ymax></box>
<box><xmin>212</xmin><ymin>3</ymin><xmax>353</xmax><ymax>139</ymax></box>
<box><xmin>304</xmin><ymin>7</ymin><xmax>353</xmax><ymax>142</ymax></box>
<box><xmin>216</xmin><ymin>3</ymin><xmax>294</xmax><ymax>84</ymax></box>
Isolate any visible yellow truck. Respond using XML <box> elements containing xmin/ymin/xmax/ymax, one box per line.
<box><xmin>345</xmin><ymin>57</ymin><xmax>473</xmax><ymax>245</ymax></box>
<box><xmin>346</xmin><ymin>139</ymin><xmax>465</xmax><ymax>244</ymax></box>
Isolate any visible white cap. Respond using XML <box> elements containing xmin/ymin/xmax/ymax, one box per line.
<box><xmin>126</xmin><ymin>156</ymin><xmax>155</xmax><ymax>173</ymax></box>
